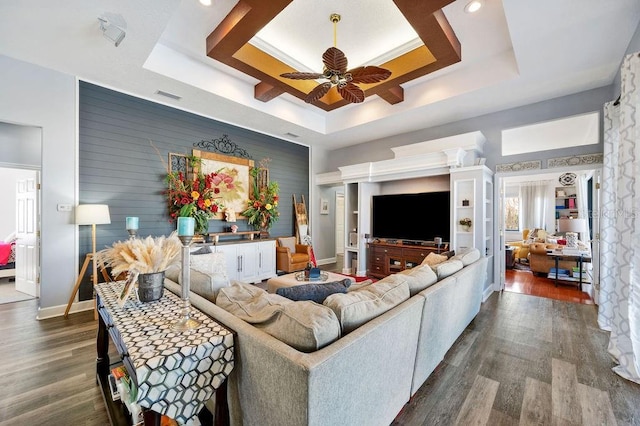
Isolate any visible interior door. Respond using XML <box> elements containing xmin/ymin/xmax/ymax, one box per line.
<box><xmin>591</xmin><ymin>169</ymin><xmax>602</xmax><ymax>302</ymax></box>
<box><xmin>15</xmin><ymin>175</ymin><xmax>39</xmax><ymax>297</ymax></box>
<box><xmin>497</xmin><ymin>176</ymin><xmax>506</xmax><ymax>291</ymax></box>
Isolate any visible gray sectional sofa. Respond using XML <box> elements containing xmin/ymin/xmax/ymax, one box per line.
<box><xmin>164</xmin><ymin>249</ymin><xmax>488</xmax><ymax>426</ymax></box>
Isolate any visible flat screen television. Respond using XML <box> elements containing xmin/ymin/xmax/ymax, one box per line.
<box><xmin>372</xmin><ymin>191</ymin><xmax>450</xmax><ymax>243</ymax></box>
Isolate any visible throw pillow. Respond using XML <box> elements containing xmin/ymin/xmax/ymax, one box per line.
<box><xmin>421</xmin><ymin>252</ymin><xmax>448</xmax><ymax>267</ymax></box>
<box><xmin>323</xmin><ymin>277</ymin><xmax>410</xmax><ymax>333</ymax></box>
<box><xmin>276</xmin><ymin>279</ymin><xmax>351</xmax><ymax>303</ymax></box>
<box><xmin>191</xmin><ymin>245</ymin><xmax>212</xmax><ymax>255</ymax></box>
<box><xmin>190</xmin><ymin>252</ymin><xmax>227</xmax><ymax>276</ymax></box>
<box><xmin>217</xmin><ymin>282</ymin><xmax>340</xmax><ymax>352</ymax></box>
<box><xmin>278</xmin><ymin>237</ymin><xmax>297</xmax><ymax>252</ymax></box>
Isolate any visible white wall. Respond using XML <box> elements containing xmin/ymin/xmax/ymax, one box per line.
<box><xmin>0</xmin><ymin>55</ymin><xmax>77</xmax><ymax>317</ymax></box>
<box><xmin>0</xmin><ymin>168</ymin><xmax>38</xmax><ymax>239</ymax></box>
<box><xmin>0</xmin><ymin>122</ymin><xmax>41</xmax><ymax>167</ymax></box>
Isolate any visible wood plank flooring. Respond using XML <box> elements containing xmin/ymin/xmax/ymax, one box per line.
<box><xmin>393</xmin><ymin>292</ymin><xmax>640</xmax><ymax>426</ymax></box>
<box><xmin>1</xmin><ymin>288</ymin><xmax>639</xmax><ymax>425</ymax></box>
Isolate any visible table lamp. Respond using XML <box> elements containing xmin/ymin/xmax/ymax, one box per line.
<box><xmin>64</xmin><ymin>204</ymin><xmax>111</xmax><ymax>319</ymax></box>
<box><xmin>558</xmin><ymin>218</ymin><xmax>587</xmax><ymax>248</ymax></box>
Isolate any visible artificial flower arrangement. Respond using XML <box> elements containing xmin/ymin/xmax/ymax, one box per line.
<box><xmin>165</xmin><ymin>156</ymin><xmax>228</xmax><ymax>234</ymax></box>
<box><xmin>459</xmin><ymin>217</ymin><xmax>472</xmax><ymax>227</ymax></box>
<box><xmin>241</xmin><ymin>159</ymin><xmax>280</xmax><ymax>231</ymax></box>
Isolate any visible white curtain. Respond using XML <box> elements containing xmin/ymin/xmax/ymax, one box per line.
<box><xmin>519</xmin><ymin>182</ymin><xmax>549</xmax><ymax>230</ymax></box>
<box><xmin>598</xmin><ymin>52</ymin><xmax>640</xmax><ymax>384</ymax></box>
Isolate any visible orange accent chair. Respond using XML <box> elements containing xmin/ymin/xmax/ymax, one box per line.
<box><xmin>276</xmin><ymin>236</ymin><xmax>311</xmax><ymax>273</ymax></box>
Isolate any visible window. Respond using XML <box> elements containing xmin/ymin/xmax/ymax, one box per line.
<box><xmin>505</xmin><ymin>197</ymin><xmax>519</xmax><ymax>231</ymax></box>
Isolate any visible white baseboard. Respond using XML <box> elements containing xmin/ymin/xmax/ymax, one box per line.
<box><xmin>482</xmin><ymin>285</ymin><xmax>494</xmax><ymax>302</ymax></box>
<box><xmin>316</xmin><ymin>257</ymin><xmax>337</xmax><ymax>266</ymax></box>
<box><xmin>37</xmin><ymin>299</ymin><xmax>94</xmax><ymax>320</ymax></box>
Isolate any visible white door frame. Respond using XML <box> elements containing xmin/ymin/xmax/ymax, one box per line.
<box><xmin>494</xmin><ymin>165</ymin><xmax>602</xmax><ymax>297</ymax></box>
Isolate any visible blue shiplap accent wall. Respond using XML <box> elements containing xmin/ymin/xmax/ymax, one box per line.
<box><xmin>78</xmin><ymin>81</ymin><xmax>309</xmax><ymax>299</ymax></box>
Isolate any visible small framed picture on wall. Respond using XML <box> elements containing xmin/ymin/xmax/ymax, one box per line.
<box><xmin>320</xmin><ymin>198</ymin><xmax>329</xmax><ymax>215</ymax></box>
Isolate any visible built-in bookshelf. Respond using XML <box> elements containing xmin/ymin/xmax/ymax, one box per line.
<box><xmin>555</xmin><ymin>185</ymin><xmax>578</xmax><ymax>231</ymax></box>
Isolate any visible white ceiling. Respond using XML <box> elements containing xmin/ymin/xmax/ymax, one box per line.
<box><xmin>0</xmin><ymin>0</ymin><xmax>639</xmax><ymax>150</ymax></box>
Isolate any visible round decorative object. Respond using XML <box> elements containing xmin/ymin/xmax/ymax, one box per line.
<box><xmin>559</xmin><ymin>172</ymin><xmax>577</xmax><ymax>186</ymax></box>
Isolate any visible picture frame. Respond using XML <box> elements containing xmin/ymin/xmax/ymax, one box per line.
<box><xmin>193</xmin><ymin>149</ymin><xmax>254</xmax><ymax>219</ymax></box>
<box><xmin>320</xmin><ymin>198</ymin><xmax>329</xmax><ymax>215</ymax></box>
<box><xmin>117</xmin><ymin>272</ymin><xmax>138</xmax><ymax>308</ymax></box>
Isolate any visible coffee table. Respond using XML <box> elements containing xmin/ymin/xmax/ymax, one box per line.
<box><xmin>267</xmin><ymin>271</ymin><xmax>355</xmax><ymax>293</ymax></box>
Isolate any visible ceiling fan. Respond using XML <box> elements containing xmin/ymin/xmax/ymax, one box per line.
<box><xmin>280</xmin><ymin>14</ymin><xmax>392</xmax><ymax>104</ymax></box>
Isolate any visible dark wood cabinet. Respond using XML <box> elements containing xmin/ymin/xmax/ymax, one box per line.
<box><xmin>368</xmin><ymin>241</ymin><xmax>442</xmax><ymax>278</ymax></box>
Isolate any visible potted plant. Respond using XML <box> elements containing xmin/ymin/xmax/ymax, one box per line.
<box><xmin>97</xmin><ymin>233</ymin><xmax>182</xmax><ymax>302</ymax></box>
<box><xmin>459</xmin><ymin>217</ymin><xmax>472</xmax><ymax>231</ymax></box>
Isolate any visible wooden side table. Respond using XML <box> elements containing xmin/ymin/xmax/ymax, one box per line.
<box><xmin>95</xmin><ymin>281</ymin><xmax>235</xmax><ymax>425</ymax></box>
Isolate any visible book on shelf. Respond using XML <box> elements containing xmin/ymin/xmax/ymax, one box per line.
<box><xmin>549</xmin><ymin>267</ymin><xmax>571</xmax><ymax>277</ymax></box>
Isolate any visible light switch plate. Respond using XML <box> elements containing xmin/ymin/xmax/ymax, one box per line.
<box><xmin>57</xmin><ymin>204</ymin><xmax>72</xmax><ymax>212</ymax></box>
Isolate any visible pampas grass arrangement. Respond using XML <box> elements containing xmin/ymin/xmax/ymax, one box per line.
<box><xmin>97</xmin><ymin>233</ymin><xmax>182</xmax><ymax>277</ymax></box>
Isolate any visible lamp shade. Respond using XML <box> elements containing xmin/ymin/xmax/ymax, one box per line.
<box><xmin>558</xmin><ymin>218</ymin><xmax>587</xmax><ymax>233</ymax></box>
<box><xmin>76</xmin><ymin>204</ymin><xmax>111</xmax><ymax>225</ymax></box>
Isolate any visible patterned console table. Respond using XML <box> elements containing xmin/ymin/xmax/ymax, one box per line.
<box><xmin>95</xmin><ymin>281</ymin><xmax>235</xmax><ymax>425</ymax></box>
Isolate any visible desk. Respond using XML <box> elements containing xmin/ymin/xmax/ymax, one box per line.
<box><xmin>95</xmin><ymin>281</ymin><xmax>234</xmax><ymax>425</ymax></box>
<box><xmin>546</xmin><ymin>252</ymin><xmax>592</xmax><ymax>291</ymax></box>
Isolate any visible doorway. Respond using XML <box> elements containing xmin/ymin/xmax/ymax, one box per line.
<box><xmin>495</xmin><ymin>167</ymin><xmax>601</xmax><ymax>304</ymax></box>
<box><xmin>0</xmin><ymin>167</ymin><xmax>39</xmax><ymax>304</ymax></box>
<box><xmin>335</xmin><ymin>192</ymin><xmax>345</xmax><ymax>271</ymax></box>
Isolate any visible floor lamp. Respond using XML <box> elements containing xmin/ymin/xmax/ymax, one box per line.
<box><xmin>64</xmin><ymin>204</ymin><xmax>111</xmax><ymax>319</ymax></box>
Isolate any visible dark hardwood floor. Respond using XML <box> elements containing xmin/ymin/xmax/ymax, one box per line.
<box><xmin>2</xmin><ymin>280</ymin><xmax>638</xmax><ymax>425</ymax></box>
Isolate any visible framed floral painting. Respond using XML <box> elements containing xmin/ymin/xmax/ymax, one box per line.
<box><xmin>193</xmin><ymin>149</ymin><xmax>254</xmax><ymax>218</ymax></box>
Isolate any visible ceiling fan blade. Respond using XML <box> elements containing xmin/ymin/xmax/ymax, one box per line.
<box><xmin>348</xmin><ymin>66</ymin><xmax>392</xmax><ymax>84</ymax></box>
<box><xmin>304</xmin><ymin>82</ymin><xmax>332</xmax><ymax>103</ymax></box>
<box><xmin>322</xmin><ymin>47</ymin><xmax>348</xmax><ymax>74</ymax></box>
<box><xmin>338</xmin><ymin>82</ymin><xmax>365</xmax><ymax>104</ymax></box>
<box><xmin>280</xmin><ymin>72</ymin><xmax>325</xmax><ymax>80</ymax></box>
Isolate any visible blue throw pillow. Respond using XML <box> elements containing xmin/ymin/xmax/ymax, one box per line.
<box><xmin>276</xmin><ymin>279</ymin><xmax>352</xmax><ymax>303</ymax></box>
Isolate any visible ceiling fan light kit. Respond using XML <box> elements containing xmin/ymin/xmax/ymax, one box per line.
<box><xmin>280</xmin><ymin>13</ymin><xmax>392</xmax><ymax>105</ymax></box>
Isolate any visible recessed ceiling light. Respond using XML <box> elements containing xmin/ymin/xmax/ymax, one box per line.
<box><xmin>464</xmin><ymin>0</ymin><xmax>482</xmax><ymax>13</ymax></box>
<box><xmin>199</xmin><ymin>0</ymin><xmax>212</xmax><ymax>6</ymax></box>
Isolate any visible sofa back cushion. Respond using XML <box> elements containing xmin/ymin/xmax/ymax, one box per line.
<box><xmin>398</xmin><ymin>264</ymin><xmax>438</xmax><ymax>296</ymax></box>
<box><xmin>450</xmin><ymin>248</ymin><xmax>481</xmax><ymax>266</ymax></box>
<box><xmin>431</xmin><ymin>259</ymin><xmax>464</xmax><ymax>280</ymax></box>
<box><xmin>216</xmin><ymin>282</ymin><xmax>341</xmax><ymax>352</ymax></box>
<box><xmin>323</xmin><ymin>276</ymin><xmax>410</xmax><ymax>333</ymax></box>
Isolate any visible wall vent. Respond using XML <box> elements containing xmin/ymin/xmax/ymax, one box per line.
<box><xmin>155</xmin><ymin>90</ymin><xmax>182</xmax><ymax>101</ymax></box>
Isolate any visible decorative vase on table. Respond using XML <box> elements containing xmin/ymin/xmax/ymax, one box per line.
<box><xmin>137</xmin><ymin>271</ymin><xmax>165</xmax><ymax>302</ymax></box>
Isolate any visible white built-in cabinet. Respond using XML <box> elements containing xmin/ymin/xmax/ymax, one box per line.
<box><xmin>343</xmin><ymin>182</ymin><xmax>380</xmax><ymax>276</ymax></box>
<box><xmin>214</xmin><ymin>240</ymin><xmax>276</xmax><ymax>284</ymax></box>
<box><xmin>450</xmin><ymin>166</ymin><xmax>493</xmax><ymax>257</ymax></box>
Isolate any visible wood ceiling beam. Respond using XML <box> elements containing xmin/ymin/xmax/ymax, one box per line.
<box><xmin>254</xmin><ymin>82</ymin><xmax>284</xmax><ymax>102</ymax></box>
<box><xmin>206</xmin><ymin>0</ymin><xmax>460</xmax><ymax>111</ymax></box>
<box><xmin>378</xmin><ymin>86</ymin><xmax>405</xmax><ymax>105</ymax></box>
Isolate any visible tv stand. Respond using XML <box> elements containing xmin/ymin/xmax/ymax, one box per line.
<box><xmin>369</xmin><ymin>241</ymin><xmax>448</xmax><ymax>278</ymax></box>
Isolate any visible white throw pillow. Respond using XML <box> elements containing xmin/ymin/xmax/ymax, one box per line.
<box><xmin>278</xmin><ymin>237</ymin><xmax>297</xmax><ymax>252</ymax></box>
<box><xmin>190</xmin><ymin>252</ymin><xmax>227</xmax><ymax>275</ymax></box>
